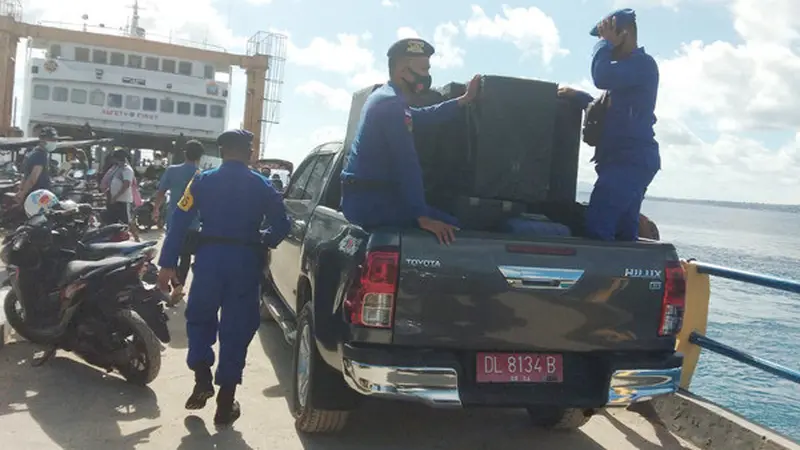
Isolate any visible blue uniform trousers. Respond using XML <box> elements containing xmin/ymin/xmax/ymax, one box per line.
<box><xmin>185</xmin><ymin>244</ymin><xmax>263</xmax><ymax>387</ymax></box>
<box><xmin>585</xmin><ymin>164</ymin><xmax>657</xmax><ymax>241</ymax></box>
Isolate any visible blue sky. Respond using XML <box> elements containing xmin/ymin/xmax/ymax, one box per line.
<box><xmin>19</xmin><ymin>0</ymin><xmax>800</xmax><ymax>203</ymax></box>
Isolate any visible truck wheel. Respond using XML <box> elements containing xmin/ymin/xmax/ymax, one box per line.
<box><xmin>526</xmin><ymin>407</ymin><xmax>596</xmax><ymax>430</ymax></box>
<box><xmin>291</xmin><ymin>303</ymin><xmax>349</xmax><ymax>433</ymax></box>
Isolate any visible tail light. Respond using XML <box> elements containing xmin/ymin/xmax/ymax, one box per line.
<box><xmin>344</xmin><ymin>249</ymin><xmax>399</xmax><ymax>328</ymax></box>
<box><xmin>61</xmin><ymin>280</ymin><xmax>88</xmax><ymax>302</ymax></box>
<box><xmin>112</xmin><ymin>231</ymin><xmax>131</xmax><ymax>242</ymax></box>
<box><xmin>659</xmin><ymin>260</ymin><xmax>686</xmax><ymax>336</ymax></box>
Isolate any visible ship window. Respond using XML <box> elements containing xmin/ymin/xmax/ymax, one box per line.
<box><xmin>145</xmin><ymin>56</ymin><xmax>159</xmax><ymax>71</ymax></box>
<box><xmin>53</xmin><ymin>87</ymin><xmax>68</xmax><ymax>102</ymax></box>
<box><xmin>143</xmin><ymin>97</ymin><xmax>157</xmax><ymax>111</ymax></box>
<box><xmin>125</xmin><ymin>95</ymin><xmax>141</xmax><ymax>110</ymax></box>
<box><xmin>128</xmin><ymin>54</ymin><xmax>142</xmax><ymax>68</ymax></box>
<box><xmin>33</xmin><ymin>84</ymin><xmax>49</xmax><ymax>100</ymax></box>
<box><xmin>49</xmin><ymin>44</ymin><xmax>61</xmax><ymax>59</ymax></box>
<box><xmin>162</xmin><ymin>59</ymin><xmax>176</xmax><ymax>73</ymax></box>
<box><xmin>75</xmin><ymin>47</ymin><xmax>90</xmax><ymax>62</ymax></box>
<box><xmin>160</xmin><ymin>99</ymin><xmax>175</xmax><ymax>113</ymax></box>
<box><xmin>178</xmin><ymin>61</ymin><xmax>192</xmax><ymax>76</ymax></box>
<box><xmin>210</xmin><ymin>105</ymin><xmax>224</xmax><ymax>118</ymax></box>
<box><xmin>107</xmin><ymin>93</ymin><xmax>123</xmax><ymax>108</ymax></box>
<box><xmin>203</xmin><ymin>65</ymin><xmax>214</xmax><ymax>80</ymax></box>
<box><xmin>110</xmin><ymin>52</ymin><xmax>125</xmax><ymax>66</ymax></box>
<box><xmin>70</xmin><ymin>89</ymin><xmax>87</xmax><ymax>104</ymax></box>
<box><xmin>193</xmin><ymin>103</ymin><xmax>207</xmax><ymax>117</ymax></box>
<box><xmin>92</xmin><ymin>50</ymin><xmax>107</xmax><ymax>64</ymax></box>
<box><xmin>90</xmin><ymin>90</ymin><xmax>105</xmax><ymax>106</ymax></box>
<box><xmin>177</xmin><ymin>101</ymin><xmax>191</xmax><ymax>115</ymax></box>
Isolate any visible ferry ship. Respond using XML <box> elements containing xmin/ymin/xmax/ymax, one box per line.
<box><xmin>2</xmin><ymin>0</ymin><xmax>286</xmax><ymax>163</ymax></box>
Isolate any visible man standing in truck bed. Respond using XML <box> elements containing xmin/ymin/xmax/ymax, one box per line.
<box><xmin>340</xmin><ymin>38</ymin><xmax>480</xmax><ymax>245</ymax></box>
<box><xmin>559</xmin><ymin>9</ymin><xmax>660</xmax><ymax>241</ymax></box>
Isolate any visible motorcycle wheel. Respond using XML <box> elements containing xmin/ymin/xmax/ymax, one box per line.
<box><xmin>3</xmin><ymin>290</ymin><xmax>35</xmax><ymax>342</ymax></box>
<box><xmin>135</xmin><ymin>204</ymin><xmax>154</xmax><ymax>232</ymax></box>
<box><xmin>115</xmin><ymin>309</ymin><xmax>162</xmax><ymax>386</ymax></box>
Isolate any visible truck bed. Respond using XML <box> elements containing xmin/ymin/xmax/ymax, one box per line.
<box><xmin>392</xmin><ymin>230</ymin><xmax>678</xmax><ymax>352</ymax></box>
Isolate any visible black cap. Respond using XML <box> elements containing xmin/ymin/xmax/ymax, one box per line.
<box><xmin>39</xmin><ymin>126</ymin><xmax>58</xmax><ymax>139</ymax></box>
<box><xmin>217</xmin><ymin>129</ymin><xmax>254</xmax><ymax>152</ymax></box>
<box><xmin>387</xmin><ymin>38</ymin><xmax>435</xmax><ymax>59</ymax></box>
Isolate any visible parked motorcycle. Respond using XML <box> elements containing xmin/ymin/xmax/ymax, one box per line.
<box><xmin>1</xmin><ymin>211</ymin><xmax>169</xmax><ymax>385</ymax></box>
<box><xmin>134</xmin><ymin>180</ymin><xmax>167</xmax><ymax>232</ymax></box>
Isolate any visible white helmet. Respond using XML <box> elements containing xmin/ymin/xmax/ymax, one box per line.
<box><xmin>24</xmin><ymin>189</ymin><xmax>59</xmax><ymax>218</ymax></box>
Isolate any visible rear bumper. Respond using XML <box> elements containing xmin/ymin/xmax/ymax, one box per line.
<box><xmin>341</xmin><ymin>345</ymin><xmax>682</xmax><ymax>409</ymax></box>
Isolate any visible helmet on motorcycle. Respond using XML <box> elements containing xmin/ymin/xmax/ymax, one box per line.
<box><xmin>23</xmin><ymin>189</ymin><xmax>59</xmax><ymax>218</ymax></box>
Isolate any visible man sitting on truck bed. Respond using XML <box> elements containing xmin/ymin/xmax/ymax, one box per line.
<box><xmin>340</xmin><ymin>38</ymin><xmax>480</xmax><ymax>245</ymax></box>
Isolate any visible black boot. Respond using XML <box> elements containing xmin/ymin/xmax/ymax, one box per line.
<box><xmin>184</xmin><ymin>366</ymin><xmax>215</xmax><ymax>410</ymax></box>
<box><xmin>213</xmin><ymin>385</ymin><xmax>241</xmax><ymax>426</ymax></box>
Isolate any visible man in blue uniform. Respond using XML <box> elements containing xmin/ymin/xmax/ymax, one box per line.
<box><xmin>558</xmin><ymin>9</ymin><xmax>660</xmax><ymax>241</ymax></box>
<box><xmin>157</xmin><ymin>129</ymin><xmax>290</xmax><ymax>426</ymax></box>
<box><xmin>341</xmin><ymin>38</ymin><xmax>480</xmax><ymax>245</ymax></box>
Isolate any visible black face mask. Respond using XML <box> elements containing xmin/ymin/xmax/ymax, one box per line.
<box><xmin>405</xmin><ymin>69</ymin><xmax>432</xmax><ymax>93</ymax></box>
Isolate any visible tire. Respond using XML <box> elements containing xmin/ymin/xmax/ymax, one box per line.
<box><xmin>526</xmin><ymin>407</ymin><xmax>596</xmax><ymax>430</ymax></box>
<box><xmin>135</xmin><ymin>204</ymin><xmax>154</xmax><ymax>232</ymax></box>
<box><xmin>3</xmin><ymin>290</ymin><xmax>35</xmax><ymax>342</ymax></box>
<box><xmin>115</xmin><ymin>308</ymin><xmax>162</xmax><ymax>386</ymax></box>
<box><xmin>291</xmin><ymin>303</ymin><xmax>350</xmax><ymax>433</ymax></box>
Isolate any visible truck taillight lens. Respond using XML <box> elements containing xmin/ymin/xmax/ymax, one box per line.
<box><xmin>659</xmin><ymin>261</ymin><xmax>686</xmax><ymax>336</ymax></box>
<box><xmin>344</xmin><ymin>250</ymin><xmax>399</xmax><ymax>328</ymax></box>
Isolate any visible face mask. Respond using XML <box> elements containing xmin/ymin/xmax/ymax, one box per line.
<box><xmin>43</xmin><ymin>142</ymin><xmax>57</xmax><ymax>152</ymax></box>
<box><xmin>405</xmin><ymin>69</ymin><xmax>432</xmax><ymax>93</ymax></box>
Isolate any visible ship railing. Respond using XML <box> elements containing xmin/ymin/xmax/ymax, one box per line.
<box><xmin>33</xmin><ymin>21</ymin><xmax>227</xmax><ymax>53</ymax></box>
<box><xmin>678</xmin><ymin>260</ymin><xmax>800</xmax><ymax>389</ymax></box>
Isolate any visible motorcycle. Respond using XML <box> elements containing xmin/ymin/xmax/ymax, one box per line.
<box><xmin>133</xmin><ymin>180</ymin><xmax>167</xmax><ymax>232</ymax></box>
<box><xmin>1</xmin><ymin>211</ymin><xmax>169</xmax><ymax>385</ymax></box>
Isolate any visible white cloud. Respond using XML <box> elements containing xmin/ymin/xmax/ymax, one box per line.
<box><xmin>461</xmin><ymin>5</ymin><xmax>569</xmax><ymax>65</ymax></box>
<box><xmin>295</xmin><ymin>81</ymin><xmax>351</xmax><ymax>112</ymax></box>
<box><xmin>381</xmin><ymin>0</ymin><xmax>398</xmax><ymax>7</ymax></box>
<box><xmin>246</xmin><ymin>0</ymin><xmax>273</xmax><ymax>5</ymax></box>
<box><xmin>267</xmin><ymin>125</ymin><xmax>345</xmax><ymax>166</ymax></box>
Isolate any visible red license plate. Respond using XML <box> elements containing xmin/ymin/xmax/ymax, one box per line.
<box><xmin>476</xmin><ymin>352</ymin><xmax>563</xmax><ymax>383</ymax></box>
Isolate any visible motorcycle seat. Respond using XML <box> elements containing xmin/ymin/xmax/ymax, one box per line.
<box><xmin>60</xmin><ymin>256</ymin><xmax>134</xmax><ymax>286</ymax></box>
<box><xmin>82</xmin><ymin>240</ymin><xmax>157</xmax><ymax>258</ymax></box>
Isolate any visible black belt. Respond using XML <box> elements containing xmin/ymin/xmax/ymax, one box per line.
<box><xmin>341</xmin><ymin>177</ymin><xmax>396</xmax><ymax>192</ymax></box>
<box><xmin>196</xmin><ymin>235</ymin><xmax>262</xmax><ymax>249</ymax></box>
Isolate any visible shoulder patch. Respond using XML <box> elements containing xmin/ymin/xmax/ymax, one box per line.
<box><xmin>177</xmin><ymin>178</ymin><xmax>195</xmax><ymax>212</ymax></box>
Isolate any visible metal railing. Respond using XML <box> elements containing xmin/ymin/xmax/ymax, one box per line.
<box><xmin>687</xmin><ymin>261</ymin><xmax>800</xmax><ymax>385</ymax></box>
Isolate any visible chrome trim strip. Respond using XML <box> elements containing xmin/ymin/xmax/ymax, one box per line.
<box><xmin>607</xmin><ymin>367</ymin><xmax>682</xmax><ymax>406</ymax></box>
<box><xmin>498</xmin><ymin>266</ymin><xmax>585</xmax><ymax>290</ymax></box>
<box><xmin>342</xmin><ymin>358</ymin><xmax>462</xmax><ymax>408</ymax></box>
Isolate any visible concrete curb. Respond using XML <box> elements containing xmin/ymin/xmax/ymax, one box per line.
<box><xmin>652</xmin><ymin>390</ymin><xmax>800</xmax><ymax>450</ymax></box>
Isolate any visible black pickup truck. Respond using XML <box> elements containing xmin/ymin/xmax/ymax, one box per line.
<box><xmin>261</xmin><ymin>141</ymin><xmax>686</xmax><ymax>434</ymax></box>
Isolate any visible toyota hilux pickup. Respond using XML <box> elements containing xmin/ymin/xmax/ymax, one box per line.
<box><xmin>261</xmin><ymin>142</ymin><xmax>686</xmax><ymax>434</ymax></box>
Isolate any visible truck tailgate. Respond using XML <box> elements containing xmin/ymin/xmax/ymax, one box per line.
<box><xmin>393</xmin><ymin>231</ymin><xmax>679</xmax><ymax>352</ymax></box>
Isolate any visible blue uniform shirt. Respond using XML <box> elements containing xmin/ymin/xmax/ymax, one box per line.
<box><xmin>573</xmin><ymin>40</ymin><xmax>660</xmax><ymax>170</ymax></box>
<box><xmin>341</xmin><ymin>82</ymin><xmax>460</xmax><ymax>228</ymax></box>
<box><xmin>158</xmin><ymin>162</ymin><xmax>201</xmax><ymax>230</ymax></box>
<box><xmin>22</xmin><ymin>147</ymin><xmax>51</xmax><ymax>192</ymax></box>
<box><xmin>158</xmin><ymin>160</ymin><xmax>290</xmax><ymax>268</ymax></box>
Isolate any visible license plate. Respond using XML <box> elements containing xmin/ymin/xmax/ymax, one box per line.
<box><xmin>476</xmin><ymin>352</ymin><xmax>563</xmax><ymax>383</ymax></box>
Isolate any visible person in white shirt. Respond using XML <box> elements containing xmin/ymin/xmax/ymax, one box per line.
<box><xmin>105</xmin><ymin>149</ymin><xmax>136</xmax><ymax>229</ymax></box>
